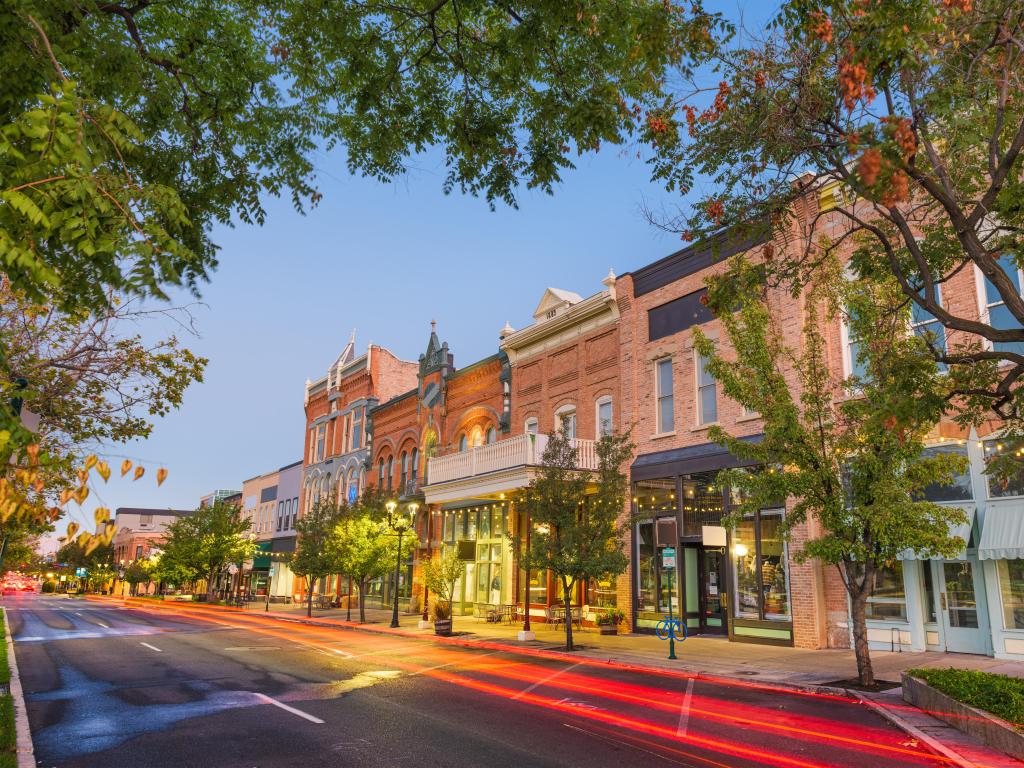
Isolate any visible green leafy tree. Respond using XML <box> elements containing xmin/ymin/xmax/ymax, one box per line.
<box><xmin>519</xmin><ymin>429</ymin><xmax>632</xmax><ymax>651</ymax></box>
<box><xmin>122</xmin><ymin>560</ymin><xmax>153</xmax><ymax>597</ymax></box>
<box><xmin>693</xmin><ymin>258</ymin><xmax>971</xmax><ymax>687</ymax></box>
<box><xmin>291</xmin><ymin>498</ymin><xmax>345</xmax><ymax>618</ymax></box>
<box><xmin>423</xmin><ymin>549</ymin><xmax>463</xmax><ymax>627</ymax></box>
<box><xmin>646</xmin><ymin>0</ymin><xmax>1024</xmax><ymax>451</ymax></box>
<box><xmin>157</xmin><ymin>501</ymin><xmax>255</xmax><ymax>600</ymax></box>
<box><xmin>333</xmin><ymin>493</ymin><xmax>414</xmax><ymax>624</ymax></box>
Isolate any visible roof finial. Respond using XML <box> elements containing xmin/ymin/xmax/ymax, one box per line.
<box><xmin>431</xmin><ymin>319</ymin><xmax>437</xmax><ymax>333</ymax></box>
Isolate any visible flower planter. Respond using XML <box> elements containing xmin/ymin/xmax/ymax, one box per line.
<box><xmin>598</xmin><ymin>625</ymin><xmax>618</xmax><ymax>635</ymax></box>
<box><xmin>434</xmin><ymin>619</ymin><xmax>453</xmax><ymax>636</ymax></box>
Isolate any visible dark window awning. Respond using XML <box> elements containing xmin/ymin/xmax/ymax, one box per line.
<box><xmin>630</xmin><ymin>435</ymin><xmax>762</xmax><ymax>481</ymax></box>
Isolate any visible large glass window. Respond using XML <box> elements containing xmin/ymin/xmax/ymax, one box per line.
<box><xmin>587</xmin><ymin>576</ymin><xmax>616</xmax><ymax>610</ymax></box>
<box><xmin>730</xmin><ymin>508</ymin><xmax>791</xmax><ymax>621</ymax></box>
<box><xmin>681</xmin><ymin>471</ymin><xmax>725</xmax><ymax>537</ymax></box>
<box><xmin>983</xmin><ymin>253</ymin><xmax>1024</xmax><ymax>355</ymax></box>
<box><xmin>656</xmin><ymin>359</ymin><xmax>674</xmax><ymax>433</ymax></box>
<box><xmin>984</xmin><ymin>440</ymin><xmax>1024</xmax><ymax>498</ymax></box>
<box><xmin>922</xmin><ymin>563</ymin><xmax>937</xmax><ymax>624</ymax></box>
<box><xmin>696</xmin><ymin>351</ymin><xmax>718</xmax><ymax>425</ymax></box>
<box><xmin>998</xmin><ymin>560</ymin><xmax>1024</xmax><ymax>630</ymax></box>
<box><xmin>918</xmin><ymin>443</ymin><xmax>973</xmax><ymax>501</ymax></box>
<box><xmin>866</xmin><ymin>563</ymin><xmax>907</xmax><ymax>621</ymax></box>
<box><xmin>635</xmin><ymin>478</ymin><xmax>676</xmax><ymax>517</ymax></box>
<box><xmin>637</xmin><ymin>521</ymin><xmax>656</xmax><ymax>612</ymax></box>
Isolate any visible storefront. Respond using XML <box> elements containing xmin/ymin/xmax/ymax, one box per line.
<box><xmin>440</xmin><ymin>499</ymin><xmax>515</xmax><ymax>616</ymax></box>
<box><xmin>631</xmin><ymin>438</ymin><xmax>795</xmax><ymax>645</ymax></box>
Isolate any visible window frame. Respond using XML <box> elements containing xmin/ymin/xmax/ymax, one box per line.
<box><xmin>596</xmin><ymin>396</ymin><xmax>613</xmax><ymax>438</ymax></box>
<box><xmin>979</xmin><ymin>255</ymin><xmax>1024</xmax><ymax>355</ymax></box>
<box><xmin>524</xmin><ymin>417</ymin><xmax>539</xmax><ymax>435</ymax></box>
<box><xmin>555</xmin><ymin>404</ymin><xmax>577</xmax><ymax>440</ymax></box>
<box><xmin>694</xmin><ymin>349</ymin><xmax>718</xmax><ymax>426</ymax></box>
<box><xmin>655</xmin><ymin>357</ymin><xmax>675</xmax><ymax>434</ymax></box>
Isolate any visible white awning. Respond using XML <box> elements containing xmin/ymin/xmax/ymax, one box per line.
<box><xmin>901</xmin><ymin>506</ymin><xmax>974</xmax><ymax>561</ymax></box>
<box><xmin>979</xmin><ymin>506</ymin><xmax>1024</xmax><ymax>560</ymax></box>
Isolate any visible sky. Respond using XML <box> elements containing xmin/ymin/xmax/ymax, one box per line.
<box><xmin>54</xmin><ymin>1</ymin><xmax>777</xmax><ymax>549</ymax></box>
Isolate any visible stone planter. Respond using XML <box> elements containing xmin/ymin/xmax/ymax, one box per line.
<box><xmin>598</xmin><ymin>625</ymin><xmax>617</xmax><ymax>635</ymax></box>
<box><xmin>902</xmin><ymin>673</ymin><xmax>1024</xmax><ymax>760</ymax></box>
<box><xmin>434</xmin><ymin>619</ymin><xmax>453</xmax><ymax>636</ymax></box>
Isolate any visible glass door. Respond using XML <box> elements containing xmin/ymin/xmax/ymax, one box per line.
<box><xmin>701</xmin><ymin>548</ymin><xmax>726</xmax><ymax>633</ymax></box>
<box><xmin>938</xmin><ymin>558</ymin><xmax>989</xmax><ymax>654</ymax></box>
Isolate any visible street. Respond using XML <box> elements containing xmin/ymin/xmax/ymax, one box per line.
<box><xmin>7</xmin><ymin>593</ymin><xmax>950</xmax><ymax>768</ymax></box>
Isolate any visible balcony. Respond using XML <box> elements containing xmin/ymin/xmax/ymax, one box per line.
<box><xmin>425</xmin><ymin>433</ymin><xmax>598</xmax><ymax>494</ymax></box>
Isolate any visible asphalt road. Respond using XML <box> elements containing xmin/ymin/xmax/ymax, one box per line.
<box><xmin>7</xmin><ymin>593</ymin><xmax>950</xmax><ymax>768</ymax></box>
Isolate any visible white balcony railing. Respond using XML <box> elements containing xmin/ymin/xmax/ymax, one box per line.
<box><xmin>426</xmin><ymin>433</ymin><xmax>598</xmax><ymax>485</ymax></box>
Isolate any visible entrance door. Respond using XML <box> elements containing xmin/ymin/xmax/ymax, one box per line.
<box><xmin>701</xmin><ymin>548</ymin><xmax>726</xmax><ymax>634</ymax></box>
<box><xmin>938</xmin><ymin>558</ymin><xmax>989</xmax><ymax>654</ymax></box>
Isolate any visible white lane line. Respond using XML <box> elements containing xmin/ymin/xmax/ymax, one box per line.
<box><xmin>95</xmin><ymin>621</ymin><xmax>109</xmax><ymax>628</ymax></box>
<box><xmin>253</xmin><ymin>692</ymin><xmax>324</xmax><ymax>724</ymax></box>
<box><xmin>74</xmin><ymin>612</ymin><xmax>83</xmax><ymax>617</ymax></box>
<box><xmin>676</xmin><ymin>677</ymin><xmax>695</xmax><ymax>736</ymax></box>
<box><xmin>512</xmin><ymin>661</ymin><xmax>582</xmax><ymax>700</ymax></box>
<box><xmin>139</xmin><ymin>642</ymin><xmax>163</xmax><ymax>652</ymax></box>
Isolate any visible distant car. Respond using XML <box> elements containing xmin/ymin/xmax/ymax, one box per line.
<box><xmin>20</xmin><ymin>585</ymin><xmax>34</xmax><ymax>592</ymax></box>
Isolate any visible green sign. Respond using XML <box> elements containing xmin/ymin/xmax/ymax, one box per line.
<box><xmin>661</xmin><ymin>547</ymin><xmax>676</xmax><ymax>568</ymax></box>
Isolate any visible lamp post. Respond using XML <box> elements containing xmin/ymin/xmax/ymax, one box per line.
<box><xmin>385</xmin><ymin>500</ymin><xmax>416</xmax><ymax>629</ymax></box>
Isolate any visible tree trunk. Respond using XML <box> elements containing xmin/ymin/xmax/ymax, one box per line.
<box><xmin>849</xmin><ymin>587</ymin><xmax>875</xmax><ymax>687</ymax></box>
<box><xmin>207</xmin><ymin>567</ymin><xmax>217</xmax><ymax>601</ymax></box>
<box><xmin>307</xmin><ymin>577</ymin><xmax>314</xmax><ymax>618</ymax></box>
<box><xmin>358</xmin><ymin>580</ymin><xmax>366</xmax><ymax>623</ymax></box>
<box><xmin>562</xmin><ymin>579</ymin><xmax>574</xmax><ymax>652</ymax></box>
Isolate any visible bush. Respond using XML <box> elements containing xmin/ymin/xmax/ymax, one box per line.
<box><xmin>41</xmin><ymin>581</ymin><xmax>56</xmax><ymax>593</ymax></box>
<box><xmin>597</xmin><ymin>608</ymin><xmax>626</xmax><ymax>626</ymax></box>
<box><xmin>909</xmin><ymin>667</ymin><xmax>1024</xmax><ymax>727</ymax></box>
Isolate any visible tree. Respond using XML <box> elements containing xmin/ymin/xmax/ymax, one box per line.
<box><xmin>646</xmin><ymin>1</ymin><xmax>1024</xmax><ymax>450</ymax></box>
<box><xmin>519</xmin><ymin>429</ymin><xmax>632</xmax><ymax>651</ymax></box>
<box><xmin>423</xmin><ymin>549</ymin><xmax>462</xmax><ymax>629</ymax></box>
<box><xmin>158</xmin><ymin>501</ymin><xmax>255</xmax><ymax>600</ymax></box>
<box><xmin>333</xmin><ymin>493</ymin><xmax>413</xmax><ymax>624</ymax></box>
<box><xmin>693</xmin><ymin>257</ymin><xmax>971</xmax><ymax>687</ymax></box>
<box><xmin>122</xmin><ymin>560</ymin><xmax>153</xmax><ymax>597</ymax></box>
<box><xmin>291</xmin><ymin>498</ymin><xmax>345</xmax><ymax>618</ymax></box>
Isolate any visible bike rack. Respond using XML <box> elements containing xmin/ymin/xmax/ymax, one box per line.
<box><xmin>890</xmin><ymin>625</ymin><xmax>903</xmax><ymax>653</ymax></box>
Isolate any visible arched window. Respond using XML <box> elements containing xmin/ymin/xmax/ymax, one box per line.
<box><xmin>555</xmin><ymin>405</ymin><xmax>577</xmax><ymax>440</ymax></box>
<box><xmin>347</xmin><ymin>468</ymin><xmax>359</xmax><ymax>505</ymax></box>
<box><xmin>378</xmin><ymin>458</ymin><xmax>385</xmax><ymax>489</ymax></box>
<box><xmin>524</xmin><ymin>417</ymin><xmax>539</xmax><ymax>435</ymax></box>
<box><xmin>596</xmin><ymin>396</ymin><xmax>613</xmax><ymax>438</ymax></box>
<box><xmin>400</xmin><ymin>451</ymin><xmax>408</xmax><ymax>484</ymax></box>
<box><xmin>386</xmin><ymin>456</ymin><xmax>393</xmax><ymax>491</ymax></box>
<box><xmin>470</xmin><ymin>426</ymin><xmax>484</xmax><ymax>447</ymax></box>
<box><xmin>485</xmin><ymin>426</ymin><xmax>497</xmax><ymax>444</ymax></box>
<box><xmin>411</xmin><ymin>448</ymin><xmax>419</xmax><ymax>479</ymax></box>
<box><xmin>459</xmin><ymin>434</ymin><xmax>468</xmax><ymax>452</ymax></box>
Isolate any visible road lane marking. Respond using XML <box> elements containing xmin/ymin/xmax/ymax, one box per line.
<box><xmin>95</xmin><ymin>622</ymin><xmax>109</xmax><ymax>628</ymax></box>
<box><xmin>677</xmin><ymin>678</ymin><xmax>695</xmax><ymax>736</ymax></box>
<box><xmin>139</xmin><ymin>642</ymin><xmax>162</xmax><ymax>652</ymax></box>
<box><xmin>253</xmin><ymin>693</ymin><xmax>324</xmax><ymax>724</ymax></box>
<box><xmin>512</xmin><ymin>661</ymin><xmax>582</xmax><ymax>700</ymax></box>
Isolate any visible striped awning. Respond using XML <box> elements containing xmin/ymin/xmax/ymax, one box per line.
<box><xmin>979</xmin><ymin>506</ymin><xmax>1024</xmax><ymax>560</ymax></box>
<box><xmin>901</xmin><ymin>506</ymin><xmax>973</xmax><ymax>561</ymax></box>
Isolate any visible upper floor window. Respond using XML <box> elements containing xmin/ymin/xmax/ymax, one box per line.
<box><xmin>982</xmin><ymin>254</ymin><xmax>1024</xmax><ymax>355</ymax></box>
<box><xmin>596</xmin><ymin>397</ymin><xmax>613</xmax><ymax>438</ymax></box>
<box><xmin>485</xmin><ymin>426</ymin><xmax>497</xmax><ymax>444</ymax></box>
<box><xmin>656</xmin><ymin>358</ymin><xmax>674</xmax><ymax>434</ymax></box>
<box><xmin>842</xmin><ymin>304</ymin><xmax>868</xmax><ymax>381</ymax></box>
<box><xmin>984</xmin><ymin>439</ymin><xmax>1024</xmax><ymax>498</ymax></box>
<box><xmin>378</xmin><ymin>458</ymin><xmax>385</xmax><ymax>488</ymax></box>
<box><xmin>556</xmin><ymin>406</ymin><xmax>577</xmax><ymax>440</ymax></box>
<box><xmin>352</xmin><ymin>407</ymin><xmax>363</xmax><ymax>450</ymax></box>
<box><xmin>911</xmin><ymin>282</ymin><xmax>948</xmax><ymax>363</ymax></box>
<box><xmin>459</xmin><ymin>434</ymin><xmax>468</xmax><ymax>452</ymax></box>
<box><xmin>696</xmin><ymin>351</ymin><xmax>718</xmax><ymax>425</ymax></box>
<box><xmin>400</xmin><ymin>451</ymin><xmax>409</xmax><ymax>483</ymax></box>
<box><xmin>470</xmin><ymin>426</ymin><xmax>484</xmax><ymax>447</ymax></box>
<box><xmin>917</xmin><ymin>442</ymin><xmax>973</xmax><ymax>502</ymax></box>
<box><xmin>386</xmin><ymin>457</ymin><xmax>393</xmax><ymax>491</ymax></box>
<box><xmin>140</xmin><ymin>514</ymin><xmax>153</xmax><ymax>527</ymax></box>
<box><xmin>277</xmin><ymin>501</ymin><xmax>284</xmax><ymax>531</ymax></box>
<box><xmin>411</xmin><ymin>448</ymin><xmax>419</xmax><ymax>479</ymax></box>
<box><xmin>316</xmin><ymin>424</ymin><xmax>326</xmax><ymax>462</ymax></box>
<box><xmin>524</xmin><ymin>418</ymin><xmax>539</xmax><ymax>435</ymax></box>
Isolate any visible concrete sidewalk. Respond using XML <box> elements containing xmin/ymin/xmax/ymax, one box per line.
<box><xmin>242</xmin><ymin>601</ymin><xmax>1024</xmax><ymax>689</ymax></box>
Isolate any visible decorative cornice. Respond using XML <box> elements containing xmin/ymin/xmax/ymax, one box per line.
<box><xmin>501</xmin><ymin>291</ymin><xmax>618</xmax><ymax>362</ymax></box>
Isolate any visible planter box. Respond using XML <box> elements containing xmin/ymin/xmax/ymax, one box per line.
<box><xmin>434</xmin><ymin>619</ymin><xmax>453</xmax><ymax>636</ymax></box>
<box><xmin>598</xmin><ymin>626</ymin><xmax>617</xmax><ymax>635</ymax></box>
<box><xmin>902</xmin><ymin>673</ymin><xmax>1024</xmax><ymax>760</ymax></box>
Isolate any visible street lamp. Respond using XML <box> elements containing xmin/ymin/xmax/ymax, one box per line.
<box><xmin>385</xmin><ymin>500</ymin><xmax>416</xmax><ymax>629</ymax></box>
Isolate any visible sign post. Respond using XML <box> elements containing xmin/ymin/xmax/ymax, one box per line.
<box><xmin>658</xmin><ymin>547</ymin><xmax>682</xmax><ymax>660</ymax></box>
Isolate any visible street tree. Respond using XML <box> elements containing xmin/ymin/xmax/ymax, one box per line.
<box><xmin>520</xmin><ymin>429</ymin><xmax>632</xmax><ymax>651</ymax></box>
<box><xmin>422</xmin><ymin>549</ymin><xmax>463</xmax><ymax>631</ymax></box>
<box><xmin>333</xmin><ymin>493</ymin><xmax>414</xmax><ymax>624</ymax></box>
<box><xmin>158</xmin><ymin>501</ymin><xmax>255</xmax><ymax>601</ymax></box>
<box><xmin>291</xmin><ymin>498</ymin><xmax>345</xmax><ymax>618</ymax></box>
<box><xmin>122</xmin><ymin>560</ymin><xmax>153</xmax><ymax>597</ymax></box>
<box><xmin>693</xmin><ymin>257</ymin><xmax>971</xmax><ymax>687</ymax></box>
<box><xmin>646</xmin><ymin>1</ymin><xmax>1024</xmax><ymax>450</ymax></box>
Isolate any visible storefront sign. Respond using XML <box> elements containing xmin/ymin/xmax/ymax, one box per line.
<box><xmin>661</xmin><ymin>547</ymin><xmax>676</xmax><ymax>569</ymax></box>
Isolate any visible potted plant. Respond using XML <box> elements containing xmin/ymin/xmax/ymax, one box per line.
<box><xmin>596</xmin><ymin>609</ymin><xmax>626</xmax><ymax>635</ymax></box>
<box><xmin>423</xmin><ymin>549</ymin><xmax>462</xmax><ymax>637</ymax></box>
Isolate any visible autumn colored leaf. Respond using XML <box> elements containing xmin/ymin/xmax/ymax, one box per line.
<box><xmin>133</xmin><ymin>466</ymin><xmax>145</xmax><ymax>481</ymax></box>
<box><xmin>121</xmin><ymin>459</ymin><xmax>133</xmax><ymax>477</ymax></box>
<box><xmin>96</xmin><ymin>461</ymin><xmax>111</xmax><ymax>482</ymax></box>
<box><xmin>94</xmin><ymin>507</ymin><xmax>110</xmax><ymax>526</ymax></box>
<box><xmin>66</xmin><ymin>521</ymin><xmax>79</xmax><ymax>539</ymax></box>
<box><xmin>84</xmin><ymin>455</ymin><xmax>98</xmax><ymax>472</ymax></box>
<box><xmin>156</xmin><ymin>468</ymin><xmax>168</xmax><ymax>486</ymax></box>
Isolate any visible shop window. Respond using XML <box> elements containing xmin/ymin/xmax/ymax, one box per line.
<box><xmin>695</xmin><ymin>351</ymin><xmax>717</xmax><ymax>425</ymax></box>
<box><xmin>730</xmin><ymin>509</ymin><xmax>791</xmax><ymax>621</ymax></box>
<box><xmin>596</xmin><ymin>397</ymin><xmax>613</xmax><ymax>438</ymax></box>
<box><xmin>982</xmin><ymin>253</ymin><xmax>1024</xmax><ymax>355</ymax></box>
<box><xmin>998</xmin><ymin>560</ymin><xmax>1024</xmax><ymax>630</ymax></box>
<box><xmin>922</xmin><ymin>563</ymin><xmax>937</xmax><ymax>623</ymax></box>
<box><xmin>656</xmin><ymin>358</ymin><xmax>674</xmax><ymax>433</ymax></box>
<box><xmin>865</xmin><ymin>563</ymin><xmax>907</xmax><ymax>621</ymax></box>
<box><xmin>520</xmin><ymin>568</ymin><xmax>548</xmax><ymax>605</ymax></box>
<box><xmin>634</xmin><ymin>478</ymin><xmax>676</xmax><ymax>517</ymax></box>
<box><xmin>587</xmin><ymin>576</ymin><xmax>616</xmax><ymax>610</ymax></box>
<box><xmin>681</xmin><ymin>471</ymin><xmax>725</xmax><ymax>537</ymax></box>
<box><xmin>918</xmin><ymin>443</ymin><xmax>973</xmax><ymax>501</ymax></box>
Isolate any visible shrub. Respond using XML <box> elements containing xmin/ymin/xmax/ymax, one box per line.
<box><xmin>909</xmin><ymin>667</ymin><xmax>1024</xmax><ymax>728</ymax></box>
<box><xmin>597</xmin><ymin>608</ymin><xmax>626</xmax><ymax>626</ymax></box>
<box><xmin>41</xmin><ymin>581</ymin><xmax>56</xmax><ymax>593</ymax></box>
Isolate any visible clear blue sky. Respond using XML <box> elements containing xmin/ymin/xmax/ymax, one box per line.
<box><xmin>56</xmin><ymin>1</ymin><xmax>777</xmax><ymax>547</ymax></box>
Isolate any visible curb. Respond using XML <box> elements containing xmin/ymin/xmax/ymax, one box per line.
<box><xmin>2</xmin><ymin>608</ymin><xmax>34</xmax><ymax>768</ymax></box>
<box><xmin>852</xmin><ymin>691</ymin><xmax>978</xmax><ymax>768</ymax></box>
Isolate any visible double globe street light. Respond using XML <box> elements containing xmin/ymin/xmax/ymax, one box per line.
<box><xmin>384</xmin><ymin>500</ymin><xmax>418</xmax><ymax>628</ymax></box>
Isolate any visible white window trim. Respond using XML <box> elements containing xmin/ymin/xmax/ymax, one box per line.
<box><xmin>595</xmin><ymin>396</ymin><xmax>613</xmax><ymax>438</ymax></box>
<box><xmin>975</xmin><ymin>261</ymin><xmax>1024</xmax><ymax>353</ymax></box>
<box><xmin>555</xmin><ymin>404</ymin><xmax>577</xmax><ymax>439</ymax></box>
<box><xmin>524</xmin><ymin>417</ymin><xmax>539</xmax><ymax>435</ymax></box>
<box><xmin>654</xmin><ymin>357</ymin><xmax>674</xmax><ymax>435</ymax></box>
<box><xmin>694</xmin><ymin>348</ymin><xmax>718</xmax><ymax>427</ymax></box>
